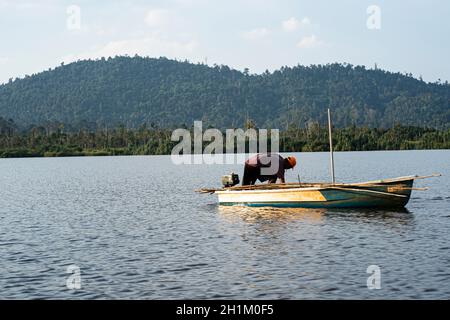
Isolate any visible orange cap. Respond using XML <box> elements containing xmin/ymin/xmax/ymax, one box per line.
<box><xmin>286</xmin><ymin>156</ymin><xmax>297</xmax><ymax>168</ymax></box>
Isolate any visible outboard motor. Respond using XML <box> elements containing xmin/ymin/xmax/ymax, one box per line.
<box><xmin>221</xmin><ymin>173</ymin><xmax>240</xmax><ymax>187</ymax></box>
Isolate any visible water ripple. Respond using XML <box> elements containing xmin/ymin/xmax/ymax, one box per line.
<box><xmin>0</xmin><ymin>151</ymin><xmax>449</xmax><ymax>299</ymax></box>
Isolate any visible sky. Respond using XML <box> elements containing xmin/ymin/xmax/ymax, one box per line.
<box><xmin>0</xmin><ymin>0</ymin><xmax>449</xmax><ymax>84</ymax></box>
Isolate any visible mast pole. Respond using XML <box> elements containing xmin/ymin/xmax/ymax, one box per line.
<box><xmin>327</xmin><ymin>108</ymin><xmax>335</xmax><ymax>184</ymax></box>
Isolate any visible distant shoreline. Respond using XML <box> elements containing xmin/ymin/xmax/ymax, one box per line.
<box><xmin>1</xmin><ymin>148</ymin><xmax>449</xmax><ymax>160</ymax></box>
<box><xmin>1</xmin><ymin>125</ymin><xmax>449</xmax><ymax>159</ymax></box>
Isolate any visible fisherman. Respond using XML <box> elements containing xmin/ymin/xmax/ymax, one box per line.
<box><xmin>242</xmin><ymin>153</ymin><xmax>297</xmax><ymax>185</ymax></box>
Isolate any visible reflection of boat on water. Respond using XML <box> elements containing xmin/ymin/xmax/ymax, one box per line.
<box><xmin>200</xmin><ymin>175</ymin><xmax>439</xmax><ymax>208</ymax></box>
<box><xmin>218</xmin><ymin>204</ymin><xmax>413</xmax><ymax>220</ymax></box>
<box><xmin>217</xmin><ymin>205</ymin><xmax>415</xmax><ymax>230</ymax></box>
<box><xmin>218</xmin><ymin>206</ymin><xmax>326</xmax><ymax>223</ymax></box>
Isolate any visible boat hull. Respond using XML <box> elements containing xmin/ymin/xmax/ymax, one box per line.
<box><xmin>216</xmin><ymin>179</ymin><xmax>414</xmax><ymax>208</ymax></box>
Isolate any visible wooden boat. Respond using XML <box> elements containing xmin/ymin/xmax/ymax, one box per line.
<box><xmin>198</xmin><ymin>174</ymin><xmax>439</xmax><ymax>208</ymax></box>
<box><xmin>197</xmin><ymin>110</ymin><xmax>440</xmax><ymax>209</ymax></box>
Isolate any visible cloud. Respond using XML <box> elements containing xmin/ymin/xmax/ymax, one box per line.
<box><xmin>241</xmin><ymin>28</ymin><xmax>270</xmax><ymax>40</ymax></box>
<box><xmin>62</xmin><ymin>33</ymin><xmax>198</xmax><ymax>63</ymax></box>
<box><xmin>301</xmin><ymin>17</ymin><xmax>311</xmax><ymax>26</ymax></box>
<box><xmin>282</xmin><ymin>17</ymin><xmax>299</xmax><ymax>32</ymax></box>
<box><xmin>282</xmin><ymin>17</ymin><xmax>311</xmax><ymax>32</ymax></box>
<box><xmin>145</xmin><ymin>9</ymin><xmax>170</xmax><ymax>28</ymax></box>
<box><xmin>296</xmin><ymin>35</ymin><xmax>323</xmax><ymax>49</ymax></box>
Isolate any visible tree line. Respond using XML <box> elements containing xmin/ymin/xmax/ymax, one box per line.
<box><xmin>0</xmin><ymin>120</ymin><xmax>448</xmax><ymax>158</ymax></box>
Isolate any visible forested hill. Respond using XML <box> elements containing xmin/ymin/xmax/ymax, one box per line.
<box><xmin>0</xmin><ymin>56</ymin><xmax>449</xmax><ymax>129</ymax></box>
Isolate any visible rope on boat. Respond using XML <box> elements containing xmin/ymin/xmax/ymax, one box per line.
<box><xmin>328</xmin><ymin>187</ymin><xmax>408</xmax><ymax>198</ymax></box>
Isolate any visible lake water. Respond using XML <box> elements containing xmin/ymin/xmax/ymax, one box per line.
<box><xmin>0</xmin><ymin>150</ymin><xmax>449</xmax><ymax>299</ymax></box>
